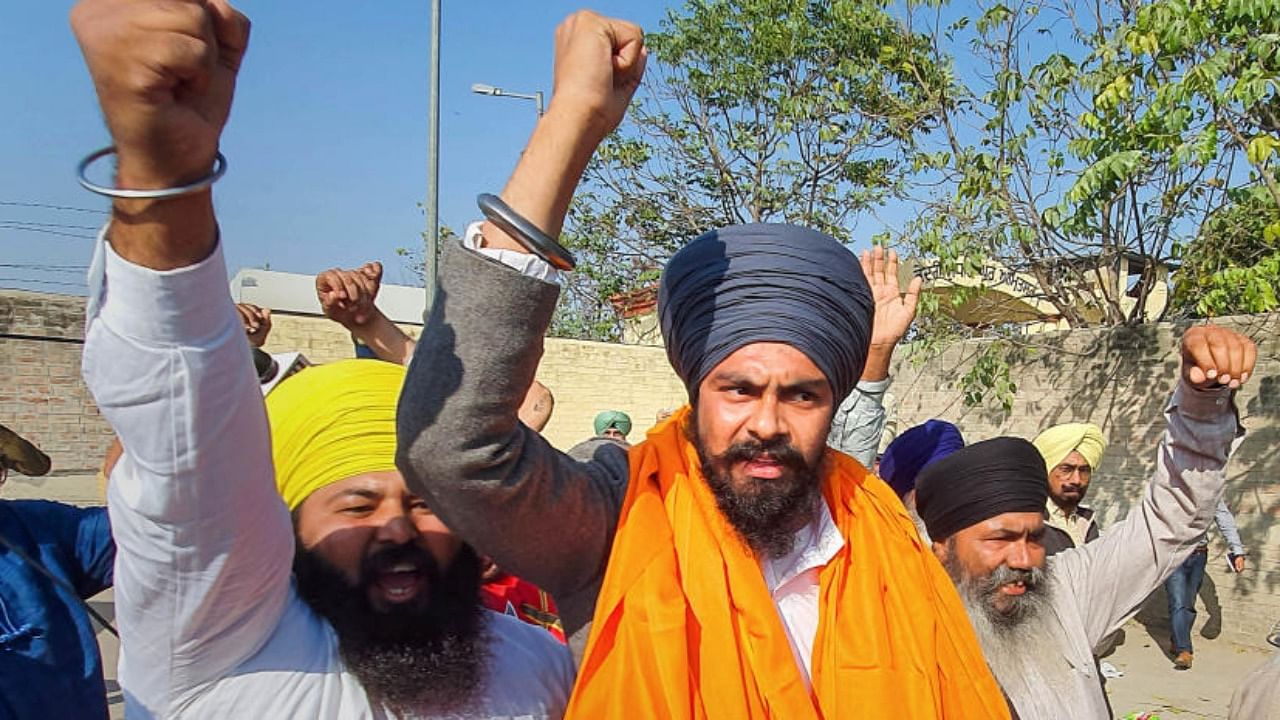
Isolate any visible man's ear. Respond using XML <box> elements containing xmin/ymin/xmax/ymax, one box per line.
<box><xmin>931</xmin><ymin>538</ymin><xmax>949</xmax><ymax>564</ymax></box>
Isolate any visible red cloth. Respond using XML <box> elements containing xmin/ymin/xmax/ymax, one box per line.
<box><xmin>481</xmin><ymin>572</ymin><xmax>566</xmax><ymax>643</ymax></box>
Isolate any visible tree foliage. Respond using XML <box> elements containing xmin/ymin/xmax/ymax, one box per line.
<box><xmin>553</xmin><ymin>0</ymin><xmax>949</xmax><ymax>340</ymax></box>
<box><xmin>901</xmin><ymin>0</ymin><xmax>1278</xmax><ymax>333</ymax></box>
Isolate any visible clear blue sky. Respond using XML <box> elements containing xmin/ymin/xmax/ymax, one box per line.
<box><xmin>0</xmin><ymin>1</ymin><xmax>676</xmax><ymax>292</ymax></box>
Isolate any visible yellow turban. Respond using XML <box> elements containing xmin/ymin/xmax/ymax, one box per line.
<box><xmin>1032</xmin><ymin>423</ymin><xmax>1107</xmax><ymax>473</ymax></box>
<box><xmin>266</xmin><ymin>359</ymin><xmax>404</xmax><ymax>510</ymax></box>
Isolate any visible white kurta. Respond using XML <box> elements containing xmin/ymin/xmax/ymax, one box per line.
<box><xmin>83</xmin><ymin>236</ymin><xmax>574</xmax><ymax>719</ymax></box>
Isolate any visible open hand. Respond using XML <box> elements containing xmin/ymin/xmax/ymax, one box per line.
<box><xmin>862</xmin><ymin>246</ymin><xmax>922</xmax><ymax>350</ymax></box>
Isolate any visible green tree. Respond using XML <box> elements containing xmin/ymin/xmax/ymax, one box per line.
<box><xmin>901</xmin><ymin>0</ymin><xmax>1279</xmax><ymax>332</ymax></box>
<box><xmin>1171</xmin><ymin>185</ymin><xmax>1280</xmax><ymax>316</ymax></box>
<box><xmin>554</xmin><ymin>0</ymin><xmax>950</xmax><ymax>340</ymax></box>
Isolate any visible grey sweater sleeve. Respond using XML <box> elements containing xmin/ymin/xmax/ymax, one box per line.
<box><xmin>396</xmin><ymin>241</ymin><xmax>629</xmax><ymax>634</ymax></box>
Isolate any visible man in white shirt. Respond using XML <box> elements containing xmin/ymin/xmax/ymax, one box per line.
<box><xmin>71</xmin><ymin>1</ymin><xmax>572</xmax><ymax>717</ymax></box>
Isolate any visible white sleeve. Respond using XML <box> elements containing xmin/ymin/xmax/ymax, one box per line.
<box><xmin>83</xmin><ymin>230</ymin><xmax>293</xmax><ymax>713</ymax></box>
<box><xmin>462</xmin><ymin>221</ymin><xmax>562</xmax><ymax>284</ymax></box>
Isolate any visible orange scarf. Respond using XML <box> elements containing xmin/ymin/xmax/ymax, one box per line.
<box><xmin>567</xmin><ymin>407</ymin><xmax>1009</xmax><ymax>719</ymax></box>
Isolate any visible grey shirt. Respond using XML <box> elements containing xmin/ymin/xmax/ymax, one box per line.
<box><xmin>997</xmin><ymin>381</ymin><xmax>1243</xmax><ymax>719</ymax></box>
<box><xmin>1202</xmin><ymin>498</ymin><xmax>1246</xmax><ymax>554</ymax></box>
<box><xmin>827</xmin><ymin>377</ymin><xmax>890</xmax><ymax>468</ymax></box>
<box><xmin>1232</xmin><ymin>650</ymin><xmax>1280</xmax><ymax>720</ymax></box>
<box><xmin>397</xmin><ymin>241</ymin><xmax>884</xmax><ymax>638</ymax></box>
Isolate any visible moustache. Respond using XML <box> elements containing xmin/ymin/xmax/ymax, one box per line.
<box><xmin>360</xmin><ymin>543</ymin><xmax>439</xmax><ymax>588</ymax></box>
<box><xmin>714</xmin><ymin>437</ymin><xmax>808</xmax><ymax>472</ymax></box>
<box><xmin>982</xmin><ymin>564</ymin><xmax>1042</xmax><ymax>595</ymax></box>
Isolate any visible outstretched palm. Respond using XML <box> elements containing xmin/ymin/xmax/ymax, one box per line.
<box><xmin>861</xmin><ymin>246</ymin><xmax>922</xmax><ymax>349</ymax></box>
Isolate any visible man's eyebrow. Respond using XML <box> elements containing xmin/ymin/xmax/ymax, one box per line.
<box><xmin>329</xmin><ymin>488</ymin><xmax>381</xmax><ymax>503</ymax></box>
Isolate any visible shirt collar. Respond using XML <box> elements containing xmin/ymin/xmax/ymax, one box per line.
<box><xmin>763</xmin><ymin>500</ymin><xmax>845</xmax><ymax>592</ymax></box>
<box><xmin>1046</xmin><ymin>498</ymin><xmax>1092</xmax><ymax>522</ymax></box>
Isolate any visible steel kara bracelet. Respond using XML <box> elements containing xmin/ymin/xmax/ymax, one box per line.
<box><xmin>77</xmin><ymin>146</ymin><xmax>227</xmax><ymax>200</ymax></box>
<box><xmin>476</xmin><ymin>193</ymin><xmax>576</xmax><ymax>271</ymax></box>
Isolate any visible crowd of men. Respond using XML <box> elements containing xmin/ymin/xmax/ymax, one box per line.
<box><xmin>0</xmin><ymin>0</ymin><xmax>1272</xmax><ymax>718</ymax></box>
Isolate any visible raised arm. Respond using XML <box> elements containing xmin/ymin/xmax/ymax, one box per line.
<box><xmin>828</xmin><ymin>247</ymin><xmax>920</xmax><ymax>466</ymax></box>
<box><xmin>396</xmin><ymin>11</ymin><xmax>644</xmax><ymax>633</ymax></box>
<box><xmin>72</xmin><ymin>0</ymin><xmax>292</xmax><ymax>709</ymax></box>
<box><xmin>1051</xmin><ymin>325</ymin><xmax>1255</xmax><ymax>651</ymax></box>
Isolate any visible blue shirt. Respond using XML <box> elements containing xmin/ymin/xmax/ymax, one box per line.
<box><xmin>0</xmin><ymin>500</ymin><xmax>114</xmax><ymax>720</ymax></box>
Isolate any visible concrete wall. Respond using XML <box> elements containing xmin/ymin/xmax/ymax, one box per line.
<box><xmin>890</xmin><ymin>313</ymin><xmax>1279</xmax><ymax>648</ymax></box>
<box><xmin>4</xmin><ymin>286</ymin><xmax>1277</xmax><ymax>647</ymax></box>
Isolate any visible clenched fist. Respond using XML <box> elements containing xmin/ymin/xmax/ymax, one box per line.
<box><xmin>317</xmin><ymin>262</ymin><xmax>383</xmax><ymax>330</ymax></box>
<box><xmin>1181</xmin><ymin>325</ymin><xmax>1257</xmax><ymax>390</ymax></box>
<box><xmin>70</xmin><ymin>0</ymin><xmax>250</xmax><ymax>190</ymax></box>
<box><xmin>549</xmin><ymin>11</ymin><xmax>646</xmax><ymax>144</ymax></box>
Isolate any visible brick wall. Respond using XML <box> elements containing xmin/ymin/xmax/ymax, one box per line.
<box><xmin>890</xmin><ymin>313</ymin><xmax>1280</xmax><ymax>648</ymax></box>
<box><xmin>0</xmin><ymin>290</ymin><xmax>113</xmax><ymax>476</ymax></box>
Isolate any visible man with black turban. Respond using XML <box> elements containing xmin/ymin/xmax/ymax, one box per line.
<box><xmin>914</xmin><ymin>324</ymin><xmax>1255</xmax><ymax>719</ymax></box>
<box><xmin>398</xmin><ymin>10</ymin><xmax>1009</xmax><ymax>719</ymax></box>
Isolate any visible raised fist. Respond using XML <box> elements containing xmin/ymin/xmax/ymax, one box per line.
<box><xmin>549</xmin><ymin>11</ymin><xmax>646</xmax><ymax>143</ymax></box>
<box><xmin>1181</xmin><ymin>324</ymin><xmax>1257</xmax><ymax>390</ymax></box>
<box><xmin>316</xmin><ymin>262</ymin><xmax>383</xmax><ymax>330</ymax></box>
<box><xmin>235</xmin><ymin>303</ymin><xmax>272</xmax><ymax>347</ymax></box>
<box><xmin>70</xmin><ymin>0</ymin><xmax>250</xmax><ymax>189</ymax></box>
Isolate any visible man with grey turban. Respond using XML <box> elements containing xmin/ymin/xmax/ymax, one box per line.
<box><xmin>914</xmin><ymin>325</ymin><xmax>1254</xmax><ymax>719</ymax></box>
<box><xmin>398</xmin><ymin>11</ymin><xmax>1012</xmax><ymax>715</ymax></box>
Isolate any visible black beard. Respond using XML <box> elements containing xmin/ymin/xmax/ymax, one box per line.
<box><xmin>688</xmin><ymin>420</ymin><xmax>824</xmax><ymax>559</ymax></box>
<box><xmin>293</xmin><ymin>541</ymin><xmax>490</xmax><ymax>716</ymax></box>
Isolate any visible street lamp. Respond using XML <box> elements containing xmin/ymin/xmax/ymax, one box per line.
<box><xmin>471</xmin><ymin>82</ymin><xmax>545</xmax><ymax>117</ymax></box>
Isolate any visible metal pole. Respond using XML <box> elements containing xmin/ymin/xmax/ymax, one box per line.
<box><xmin>535</xmin><ymin>90</ymin><xmax>544</xmax><ymax>118</ymax></box>
<box><xmin>424</xmin><ymin>0</ymin><xmax>441</xmax><ymax>320</ymax></box>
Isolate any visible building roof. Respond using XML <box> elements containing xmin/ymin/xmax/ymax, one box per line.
<box><xmin>228</xmin><ymin>268</ymin><xmax>427</xmax><ymax>324</ymax></box>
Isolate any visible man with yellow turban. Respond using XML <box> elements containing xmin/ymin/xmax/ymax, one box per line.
<box><xmin>1033</xmin><ymin>423</ymin><xmax>1108</xmax><ymax>555</ymax></box>
<box><xmin>398</xmin><ymin>10</ymin><xmax>1008</xmax><ymax>719</ymax></box>
<box><xmin>72</xmin><ymin>2</ymin><xmax>572</xmax><ymax>717</ymax></box>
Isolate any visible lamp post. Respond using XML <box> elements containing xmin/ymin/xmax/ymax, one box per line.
<box><xmin>471</xmin><ymin>82</ymin><xmax>545</xmax><ymax>118</ymax></box>
<box><xmin>423</xmin><ymin>0</ymin><xmax>441</xmax><ymax>321</ymax></box>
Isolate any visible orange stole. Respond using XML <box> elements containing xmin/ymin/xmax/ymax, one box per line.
<box><xmin>566</xmin><ymin>407</ymin><xmax>1009</xmax><ymax>719</ymax></box>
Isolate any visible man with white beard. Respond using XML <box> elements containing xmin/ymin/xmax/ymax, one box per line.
<box><xmin>914</xmin><ymin>324</ymin><xmax>1253</xmax><ymax>719</ymax></box>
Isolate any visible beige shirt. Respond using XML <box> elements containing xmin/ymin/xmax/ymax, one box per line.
<box><xmin>999</xmin><ymin>381</ymin><xmax>1242</xmax><ymax>720</ymax></box>
<box><xmin>1232</xmin><ymin>651</ymin><xmax>1280</xmax><ymax>719</ymax></box>
<box><xmin>1045</xmin><ymin>500</ymin><xmax>1096</xmax><ymax>548</ymax></box>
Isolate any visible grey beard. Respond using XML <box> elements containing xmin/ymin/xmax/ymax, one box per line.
<box><xmin>944</xmin><ymin>555</ymin><xmax>1076</xmax><ymax>716</ymax></box>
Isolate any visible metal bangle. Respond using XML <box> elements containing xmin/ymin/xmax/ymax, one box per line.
<box><xmin>77</xmin><ymin>146</ymin><xmax>227</xmax><ymax>199</ymax></box>
<box><xmin>477</xmin><ymin>193</ymin><xmax>576</xmax><ymax>271</ymax></box>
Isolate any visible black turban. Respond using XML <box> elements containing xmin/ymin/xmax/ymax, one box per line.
<box><xmin>657</xmin><ymin>224</ymin><xmax>874</xmax><ymax>402</ymax></box>
<box><xmin>914</xmin><ymin>437</ymin><xmax>1048</xmax><ymax>541</ymax></box>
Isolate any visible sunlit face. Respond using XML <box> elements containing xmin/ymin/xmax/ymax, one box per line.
<box><xmin>933</xmin><ymin>512</ymin><xmax>1046</xmax><ymax>616</ymax></box>
<box><xmin>294</xmin><ymin>470</ymin><xmax>461</xmax><ymax>613</ymax></box>
<box><xmin>1047</xmin><ymin>450</ymin><xmax>1092</xmax><ymax>509</ymax></box>
<box><xmin>694</xmin><ymin>342</ymin><xmax>833</xmax><ymax>486</ymax></box>
<box><xmin>601</xmin><ymin>427</ymin><xmax>627</xmax><ymax>441</ymax></box>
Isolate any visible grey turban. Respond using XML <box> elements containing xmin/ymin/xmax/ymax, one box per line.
<box><xmin>657</xmin><ymin>223</ymin><xmax>874</xmax><ymax>402</ymax></box>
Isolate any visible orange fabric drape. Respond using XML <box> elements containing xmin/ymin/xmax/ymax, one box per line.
<box><xmin>567</xmin><ymin>407</ymin><xmax>1009</xmax><ymax>719</ymax></box>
